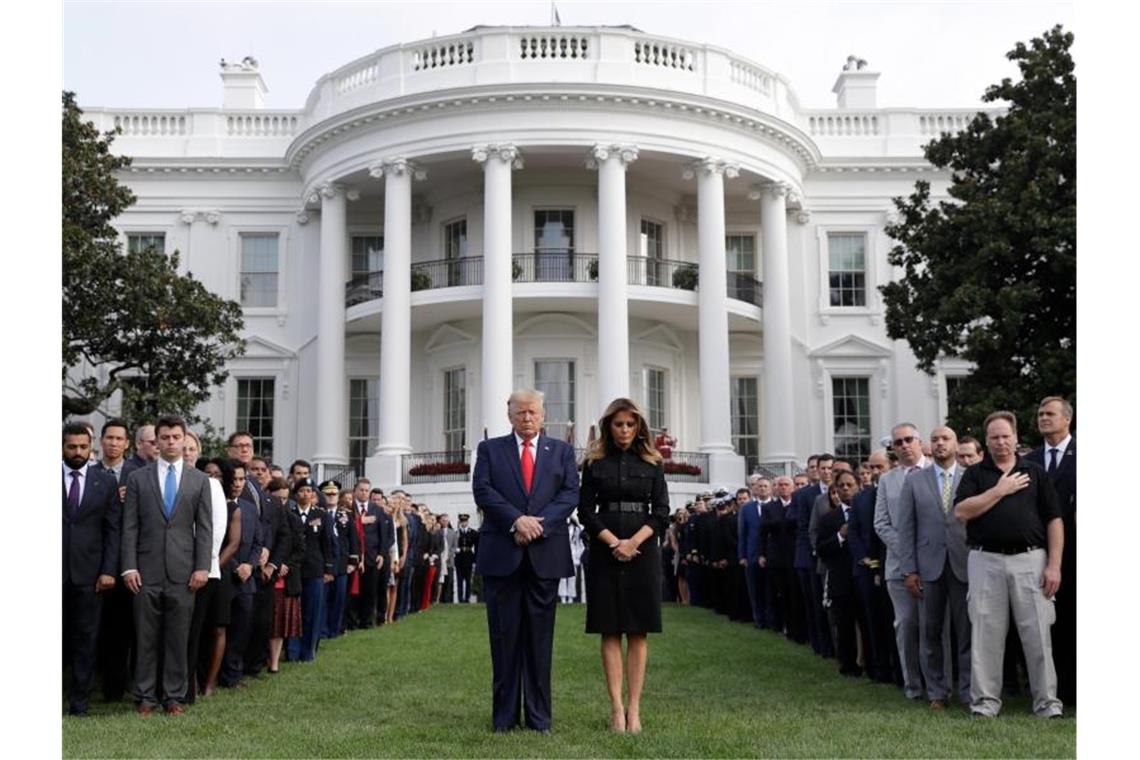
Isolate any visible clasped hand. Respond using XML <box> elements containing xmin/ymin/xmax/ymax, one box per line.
<box><xmin>513</xmin><ymin>515</ymin><xmax>545</xmax><ymax>546</ymax></box>
<box><xmin>612</xmin><ymin>539</ymin><xmax>640</xmax><ymax>562</ymax></box>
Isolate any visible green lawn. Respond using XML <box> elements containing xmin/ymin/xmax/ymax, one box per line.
<box><xmin>63</xmin><ymin>603</ymin><xmax>1075</xmax><ymax>758</ymax></box>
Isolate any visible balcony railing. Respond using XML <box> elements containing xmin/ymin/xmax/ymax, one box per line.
<box><xmin>346</xmin><ymin>271</ymin><xmax>383</xmax><ymax>306</ymax></box>
<box><xmin>662</xmin><ymin>451</ymin><xmax>710</xmax><ymax>483</ymax></box>
<box><xmin>401</xmin><ymin>450</ymin><xmax>472</xmax><ymax>484</ymax></box>
<box><xmin>345</xmin><ymin>255</ymin><xmax>761</xmax><ymax>307</ymax></box>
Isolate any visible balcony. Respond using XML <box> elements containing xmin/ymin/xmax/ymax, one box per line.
<box><xmin>401</xmin><ymin>450</ymin><xmax>472</xmax><ymax>484</ymax></box>
<box><xmin>346</xmin><ymin>254</ymin><xmax>762</xmax><ymax>308</ymax></box>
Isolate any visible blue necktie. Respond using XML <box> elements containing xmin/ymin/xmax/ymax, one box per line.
<box><xmin>163</xmin><ymin>464</ymin><xmax>177</xmax><ymax>518</ymax></box>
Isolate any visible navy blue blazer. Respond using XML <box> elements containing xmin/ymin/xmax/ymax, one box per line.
<box><xmin>472</xmin><ymin>433</ymin><xmax>580</xmax><ymax>579</ymax></box>
<box><xmin>792</xmin><ymin>483</ymin><xmax>822</xmax><ymax>570</ymax></box>
<box><xmin>847</xmin><ymin>486</ymin><xmax>882</xmax><ymax>578</ymax></box>
<box><xmin>228</xmin><ymin>497</ymin><xmax>264</xmax><ymax>595</ymax></box>
<box><xmin>62</xmin><ymin>466</ymin><xmax>121</xmax><ymax>585</ymax></box>
<box><xmin>737</xmin><ymin>499</ymin><xmax>763</xmax><ymax>563</ymax></box>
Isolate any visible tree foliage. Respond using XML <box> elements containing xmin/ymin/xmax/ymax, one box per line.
<box><xmin>880</xmin><ymin>25</ymin><xmax>1075</xmax><ymax>442</ymax></box>
<box><xmin>62</xmin><ymin>91</ymin><xmax>245</xmax><ymax>431</ymax></box>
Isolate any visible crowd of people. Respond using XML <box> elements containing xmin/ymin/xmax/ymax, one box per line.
<box><xmin>61</xmin><ymin>418</ymin><xmax>479</xmax><ymax>717</ymax></box>
<box><xmin>62</xmin><ymin>395</ymin><xmax>1074</xmax><ymax>724</ymax></box>
<box><xmin>657</xmin><ymin>397</ymin><xmax>1075</xmax><ymax>719</ymax></box>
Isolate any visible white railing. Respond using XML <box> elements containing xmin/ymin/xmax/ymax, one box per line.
<box><xmin>807</xmin><ymin>113</ymin><xmax>880</xmax><ymax>136</ymax></box>
<box><xmin>919</xmin><ymin>112</ymin><xmax>976</xmax><ymax>135</ymax></box>
<box><xmin>112</xmin><ymin>113</ymin><xmax>188</xmax><ymax>136</ymax></box>
<box><xmin>226</xmin><ymin>113</ymin><xmax>299</xmax><ymax>136</ymax></box>
<box><xmin>633</xmin><ymin>39</ymin><xmax>696</xmax><ymax>71</ymax></box>
<box><xmin>518</xmin><ymin>33</ymin><xmax>589</xmax><ymax>60</ymax></box>
<box><xmin>730</xmin><ymin>60</ymin><xmax>772</xmax><ymax>94</ymax></box>
<box><xmin>337</xmin><ymin>63</ymin><xmax>379</xmax><ymax>94</ymax></box>
<box><xmin>411</xmin><ymin>40</ymin><xmax>475</xmax><ymax>71</ymax></box>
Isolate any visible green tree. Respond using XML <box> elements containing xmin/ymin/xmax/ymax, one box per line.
<box><xmin>880</xmin><ymin>25</ymin><xmax>1075</xmax><ymax>442</ymax></box>
<box><xmin>62</xmin><ymin>91</ymin><xmax>245</xmax><ymax>432</ymax></box>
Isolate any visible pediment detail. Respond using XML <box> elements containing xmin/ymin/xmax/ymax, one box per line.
<box><xmin>807</xmin><ymin>333</ymin><xmax>891</xmax><ymax>358</ymax></box>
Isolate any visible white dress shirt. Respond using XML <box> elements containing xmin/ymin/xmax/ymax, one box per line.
<box><xmin>63</xmin><ymin>462</ymin><xmax>90</xmax><ymax>505</ymax></box>
<box><xmin>206</xmin><ymin>477</ymin><xmax>227</xmax><ymax>579</ymax></box>
<box><xmin>514</xmin><ymin>432</ymin><xmax>539</xmax><ymax>468</ymax></box>
<box><xmin>157</xmin><ymin>457</ymin><xmax>184</xmax><ymax>502</ymax></box>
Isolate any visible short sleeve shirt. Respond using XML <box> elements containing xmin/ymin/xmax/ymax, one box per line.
<box><xmin>953</xmin><ymin>454</ymin><xmax>1061</xmax><ymax>548</ymax></box>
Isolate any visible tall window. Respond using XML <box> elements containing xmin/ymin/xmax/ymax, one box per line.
<box><xmin>443</xmin><ymin>219</ymin><xmax>469</xmax><ymax>286</ymax></box>
<box><xmin>731</xmin><ymin>377</ymin><xmax>760</xmax><ymax>472</ymax></box>
<box><xmin>349</xmin><ymin>378</ymin><xmax>378</xmax><ymax>475</ymax></box>
<box><xmin>644</xmin><ymin>367</ymin><xmax>667</xmax><ymax>432</ymax></box>
<box><xmin>832</xmin><ymin>377</ymin><xmax>871</xmax><ymax>461</ymax></box>
<box><xmin>639</xmin><ymin>220</ymin><xmax>664</xmax><ymax>286</ymax></box>
<box><xmin>443</xmin><ymin>368</ymin><xmax>466</xmax><ymax>452</ymax></box>
<box><xmin>237</xmin><ymin>378</ymin><xmax>275</xmax><ymax>461</ymax></box>
<box><xmin>240</xmin><ymin>233</ymin><xmax>279</xmax><ymax>307</ymax></box>
<box><xmin>351</xmin><ymin>235</ymin><xmax>384</xmax><ymax>278</ymax></box>
<box><xmin>533</xmin><ymin>209</ymin><xmax>574</xmax><ymax>281</ymax></box>
<box><xmin>534</xmin><ymin>360</ymin><xmax>575</xmax><ymax>442</ymax></box>
<box><xmin>828</xmin><ymin>233</ymin><xmax>867</xmax><ymax>307</ymax></box>
<box><xmin>725</xmin><ymin>234</ymin><xmax>755</xmax><ymax>274</ymax></box>
<box><xmin>127</xmin><ymin>233</ymin><xmax>165</xmax><ymax>255</ymax></box>
<box><xmin>944</xmin><ymin>374</ymin><xmax>966</xmax><ymax>423</ymax></box>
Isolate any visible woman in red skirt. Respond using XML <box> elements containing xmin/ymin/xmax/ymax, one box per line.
<box><xmin>267</xmin><ymin>479</ymin><xmax>304</xmax><ymax>672</ymax></box>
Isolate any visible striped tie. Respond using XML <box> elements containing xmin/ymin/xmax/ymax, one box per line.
<box><xmin>940</xmin><ymin>470</ymin><xmax>952</xmax><ymax>514</ymax></box>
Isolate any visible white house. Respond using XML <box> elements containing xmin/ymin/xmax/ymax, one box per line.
<box><xmin>77</xmin><ymin>26</ymin><xmax>985</xmax><ymax>513</ymax></box>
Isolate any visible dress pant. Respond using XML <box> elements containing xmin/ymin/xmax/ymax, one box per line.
<box><xmin>783</xmin><ymin>567</ymin><xmax>806</xmax><ymax>643</ymax></box>
<box><xmin>886</xmin><ymin>578</ymin><xmax>925</xmax><ymax>698</ymax></box>
<box><xmin>457</xmin><ymin>562</ymin><xmax>474</xmax><ymax>603</ymax></box>
<box><xmin>63</xmin><ymin>581</ymin><xmax>103</xmax><ymax>713</ymax></box>
<box><xmin>353</xmin><ymin>566</ymin><xmax>377</xmax><ymax>628</ymax></box>
<box><xmin>289</xmin><ymin>576</ymin><xmax>325</xmax><ymax>662</ymax></box>
<box><xmin>97</xmin><ymin>582</ymin><xmax>134</xmax><ymax>701</ymax></box>
<box><xmin>220</xmin><ymin>586</ymin><xmax>253</xmax><ymax>686</ymax></box>
<box><xmin>323</xmin><ymin>574</ymin><xmax>348</xmax><ymax>638</ymax></box>
<box><xmin>920</xmin><ymin>560</ymin><xmax>971</xmax><ymax>703</ymax></box>
<box><xmin>796</xmin><ymin>569</ymin><xmax>821</xmax><ymax>653</ymax></box>
<box><xmin>967</xmin><ymin>548</ymin><xmax>1061</xmax><ymax>717</ymax></box>
<box><xmin>133</xmin><ymin>578</ymin><xmax>196</xmax><ymax>708</ymax></box>
<box><xmin>743</xmin><ymin>562</ymin><xmax>767</xmax><ymax>627</ymax></box>
<box><xmin>829</xmin><ymin>590</ymin><xmax>861</xmax><ymax>676</ymax></box>
<box><xmin>184</xmin><ymin>578</ymin><xmax>218</xmax><ymax>703</ymax></box>
<box><xmin>397</xmin><ymin>565</ymin><xmax>416</xmax><ymax>618</ymax></box>
<box><xmin>853</xmin><ymin>574</ymin><xmax>895</xmax><ymax>682</ymax></box>
<box><xmin>761</xmin><ymin>565</ymin><xmax>786</xmax><ymax>634</ymax></box>
<box><xmin>810</xmin><ymin>570</ymin><xmax>834</xmax><ymax>657</ymax></box>
<box><xmin>375</xmin><ymin>565</ymin><xmax>391</xmax><ymax>622</ymax></box>
<box><xmin>243</xmin><ymin>578</ymin><xmax>274</xmax><ymax>676</ymax></box>
<box><xmin>685</xmin><ymin>562</ymin><xmax>703</xmax><ymax>607</ymax></box>
<box><xmin>482</xmin><ymin>554</ymin><xmax>559</xmax><ymax>731</ymax></box>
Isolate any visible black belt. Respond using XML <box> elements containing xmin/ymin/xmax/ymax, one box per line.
<box><xmin>601</xmin><ymin>501</ymin><xmax>647</xmax><ymax>514</ymax></box>
<box><xmin>969</xmin><ymin>544</ymin><xmax>1041</xmax><ymax>555</ymax></box>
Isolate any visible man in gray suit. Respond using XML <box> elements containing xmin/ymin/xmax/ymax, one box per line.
<box><xmin>873</xmin><ymin>422</ymin><xmax>929</xmax><ymax>699</ymax></box>
<box><xmin>896</xmin><ymin>426</ymin><xmax>970</xmax><ymax>709</ymax></box>
<box><xmin>121</xmin><ymin>416</ymin><xmax>213</xmax><ymax>716</ymax></box>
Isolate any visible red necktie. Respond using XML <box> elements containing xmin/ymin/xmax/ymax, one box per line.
<box><xmin>521</xmin><ymin>439</ymin><xmax>534</xmax><ymax>493</ymax></box>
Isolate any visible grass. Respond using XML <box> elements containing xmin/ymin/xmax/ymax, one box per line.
<box><xmin>63</xmin><ymin>603</ymin><xmax>1075</xmax><ymax>758</ymax></box>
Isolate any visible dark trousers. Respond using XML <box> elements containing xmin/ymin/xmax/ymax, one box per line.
<box><xmin>353</xmin><ymin>566</ymin><xmax>377</xmax><ymax>627</ymax></box>
<box><xmin>685</xmin><ymin>562</ymin><xmax>703</xmax><ymax>607</ymax></box>
<box><xmin>830</xmin><ymin>591</ymin><xmax>862</xmax><ymax>676</ymax></box>
<box><xmin>783</xmin><ymin>567</ymin><xmax>807</xmax><ymax>643</ymax></box>
<box><xmin>97</xmin><ymin>582</ymin><xmax>134</xmax><ymax>700</ymax></box>
<box><xmin>743</xmin><ymin>561</ymin><xmax>767</xmax><ymax>628</ymax></box>
<box><xmin>798</xmin><ymin>568</ymin><xmax>823</xmax><ymax>654</ymax></box>
<box><xmin>396</xmin><ymin>565</ymin><xmax>415</xmax><ymax>618</ymax></box>
<box><xmin>810</xmin><ymin>570</ymin><xmax>835</xmax><ymax>657</ymax></box>
<box><xmin>243</xmin><ymin>579</ymin><xmax>274</xmax><ymax>676</ymax></box>
<box><xmin>63</xmin><ymin>581</ymin><xmax>103</xmax><ymax>713</ymax></box>
<box><xmin>323</xmin><ymin>575</ymin><xmax>348</xmax><ymax>638</ymax></box>
<box><xmin>289</xmin><ymin>576</ymin><xmax>325</xmax><ymax>662</ymax></box>
<box><xmin>220</xmin><ymin>588</ymin><xmax>253</xmax><ymax>686</ymax></box>
<box><xmin>854</xmin><ymin>574</ymin><xmax>895</xmax><ymax>682</ymax></box>
<box><xmin>184</xmin><ymin>578</ymin><xmax>218</xmax><ymax>703</ymax></box>
<box><xmin>375</xmin><ymin>565</ymin><xmax>391</xmax><ymax>622</ymax></box>
<box><xmin>764</xmin><ymin>564</ymin><xmax>789</xmax><ymax>634</ymax></box>
<box><xmin>457</xmin><ymin>563</ymin><xmax>474</xmax><ymax>603</ymax></box>
<box><xmin>133</xmin><ymin>580</ymin><xmax>195</xmax><ymax>708</ymax></box>
<box><xmin>1052</xmin><ymin>572</ymin><xmax>1076</xmax><ymax>705</ymax></box>
<box><xmin>482</xmin><ymin>555</ymin><xmax>559</xmax><ymax>731</ymax></box>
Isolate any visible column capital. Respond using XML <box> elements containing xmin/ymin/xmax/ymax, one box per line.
<box><xmin>747</xmin><ymin>181</ymin><xmax>789</xmax><ymax>201</ymax></box>
<box><xmin>586</xmin><ymin>143</ymin><xmax>639</xmax><ymax>170</ymax></box>
<box><xmin>178</xmin><ymin>209</ymin><xmax>222</xmax><ymax>225</ymax></box>
<box><xmin>789</xmin><ymin>209</ymin><xmax>811</xmax><ymax>225</ymax></box>
<box><xmin>368</xmin><ymin>158</ymin><xmax>428</xmax><ymax>181</ymax></box>
<box><xmin>296</xmin><ymin>210</ymin><xmax>310</xmax><ymax>225</ymax></box>
<box><xmin>472</xmin><ymin>143</ymin><xmax>524</xmax><ymax>170</ymax></box>
<box><xmin>682</xmin><ymin>157</ymin><xmax>740</xmax><ymax>181</ymax></box>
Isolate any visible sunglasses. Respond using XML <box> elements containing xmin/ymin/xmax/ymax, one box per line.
<box><xmin>892</xmin><ymin>435</ymin><xmax>917</xmax><ymax>448</ymax></box>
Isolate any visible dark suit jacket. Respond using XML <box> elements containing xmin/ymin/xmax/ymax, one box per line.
<box><xmin>759</xmin><ymin>499</ymin><xmax>793</xmax><ymax>569</ymax></box>
<box><xmin>63</xmin><ymin>465</ymin><xmax>121</xmax><ymax>585</ymax></box>
<box><xmin>737</xmin><ymin>499</ymin><xmax>762</xmax><ymax>563</ymax></box>
<box><xmin>792</xmin><ymin>483</ymin><xmax>822</xmax><ymax>570</ymax></box>
<box><xmin>295</xmin><ymin>506</ymin><xmax>334</xmax><ymax>579</ymax></box>
<box><xmin>847</xmin><ymin>486</ymin><xmax>883</xmax><ymax>579</ymax></box>
<box><xmin>1025</xmin><ymin>436</ymin><xmax>1076</xmax><ymax>576</ymax></box>
<box><xmin>816</xmin><ymin>505</ymin><xmax>854</xmax><ymax>599</ymax></box>
<box><xmin>357</xmin><ymin>503</ymin><xmax>385</xmax><ymax>565</ymax></box>
<box><xmin>472</xmin><ymin>433</ymin><xmax>579</xmax><ymax>579</ymax></box>
<box><xmin>228</xmin><ymin>498</ymin><xmax>264</xmax><ymax>595</ymax></box>
<box><xmin>121</xmin><ymin>462</ymin><xmax>213</xmax><ymax>585</ymax></box>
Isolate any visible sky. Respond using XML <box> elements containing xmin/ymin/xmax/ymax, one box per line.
<box><xmin>63</xmin><ymin>0</ymin><xmax>1077</xmax><ymax>111</ymax></box>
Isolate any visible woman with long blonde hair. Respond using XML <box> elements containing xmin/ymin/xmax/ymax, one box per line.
<box><xmin>575</xmin><ymin>397</ymin><xmax>671</xmax><ymax>733</ymax></box>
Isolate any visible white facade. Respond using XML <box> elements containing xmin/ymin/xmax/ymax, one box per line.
<box><xmin>79</xmin><ymin>27</ymin><xmax>988</xmax><ymax>511</ymax></box>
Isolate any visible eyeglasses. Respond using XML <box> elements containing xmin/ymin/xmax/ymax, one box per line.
<box><xmin>892</xmin><ymin>435</ymin><xmax>917</xmax><ymax>448</ymax></box>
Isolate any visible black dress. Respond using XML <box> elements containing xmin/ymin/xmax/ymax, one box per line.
<box><xmin>576</xmin><ymin>447</ymin><xmax>671</xmax><ymax>634</ymax></box>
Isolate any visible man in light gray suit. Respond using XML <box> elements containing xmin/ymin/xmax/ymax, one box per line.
<box><xmin>873</xmin><ymin>422</ymin><xmax>928</xmax><ymax>699</ymax></box>
<box><xmin>121</xmin><ymin>416</ymin><xmax>213</xmax><ymax>716</ymax></box>
<box><xmin>896</xmin><ymin>426</ymin><xmax>970</xmax><ymax>709</ymax></box>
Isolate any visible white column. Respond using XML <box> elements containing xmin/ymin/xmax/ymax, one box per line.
<box><xmin>366</xmin><ymin>158</ymin><xmax>424</xmax><ymax>485</ymax></box>
<box><xmin>473</xmin><ymin>144</ymin><xmax>522</xmax><ymax>438</ymax></box>
<box><xmin>685</xmin><ymin>157</ymin><xmax>745</xmax><ymax>486</ymax></box>
<box><xmin>313</xmin><ymin>182</ymin><xmax>349</xmax><ymax>467</ymax></box>
<box><xmin>589</xmin><ymin>144</ymin><xmax>638</xmax><ymax>407</ymax></box>
<box><xmin>758</xmin><ymin>182</ymin><xmax>797</xmax><ymax>462</ymax></box>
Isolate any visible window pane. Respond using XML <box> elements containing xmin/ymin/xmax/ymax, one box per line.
<box><xmin>352</xmin><ymin>235</ymin><xmax>384</xmax><ymax>277</ymax></box>
<box><xmin>241</xmin><ymin>234</ymin><xmax>279</xmax><ymax>306</ymax></box>
<box><xmin>127</xmin><ymin>233</ymin><xmax>165</xmax><ymax>255</ymax></box>
<box><xmin>731</xmin><ymin>377</ymin><xmax>760</xmax><ymax>472</ymax></box>
<box><xmin>443</xmin><ymin>368</ymin><xmax>466</xmax><ymax>452</ymax></box>
<box><xmin>832</xmin><ymin>377</ymin><xmax>870</xmax><ymax>462</ymax></box>
<box><xmin>644</xmin><ymin>368</ymin><xmax>667</xmax><ymax>432</ymax></box>
<box><xmin>827</xmin><ymin>233</ymin><xmax>867</xmax><ymax>308</ymax></box>
<box><xmin>237</xmin><ymin>378</ymin><xmax>274</xmax><ymax>462</ymax></box>
<box><xmin>534</xmin><ymin>360</ymin><xmax>575</xmax><ymax>442</ymax></box>
<box><xmin>726</xmin><ymin>234</ymin><xmax>755</xmax><ymax>273</ymax></box>
<box><xmin>348</xmin><ymin>378</ymin><xmax>378</xmax><ymax>475</ymax></box>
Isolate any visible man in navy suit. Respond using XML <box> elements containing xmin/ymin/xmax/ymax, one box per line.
<box><xmin>737</xmin><ymin>478</ymin><xmax>768</xmax><ymax>629</ymax></box>
<box><xmin>1025</xmin><ymin>396</ymin><xmax>1076</xmax><ymax>706</ymax></box>
<box><xmin>472</xmin><ymin>389</ymin><xmax>579</xmax><ymax>733</ymax></box>
<box><xmin>63</xmin><ymin>422</ymin><xmax>121</xmax><ymax>716</ymax></box>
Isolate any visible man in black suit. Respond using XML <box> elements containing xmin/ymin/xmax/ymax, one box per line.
<box><xmin>456</xmin><ymin>513</ymin><xmax>478</xmax><ymax>603</ymax></box>
<box><xmin>243</xmin><ymin>457</ymin><xmax>293</xmax><ymax>678</ymax></box>
<box><xmin>121</xmin><ymin>416</ymin><xmax>213</xmax><ymax>716</ymax></box>
<box><xmin>350</xmin><ymin>479</ymin><xmax>382</xmax><ymax>629</ymax></box>
<box><xmin>1025</xmin><ymin>396</ymin><xmax>1076</xmax><ymax>706</ymax></box>
<box><xmin>472</xmin><ymin>389</ymin><xmax>579</xmax><ymax>733</ymax></box>
<box><xmin>847</xmin><ymin>450</ymin><xmax>895</xmax><ymax>683</ymax></box>
<box><xmin>220</xmin><ymin>461</ymin><xmax>262</xmax><ymax>688</ymax></box>
<box><xmin>63</xmin><ymin>423</ymin><xmax>121</xmax><ymax>716</ymax></box>
<box><xmin>815</xmin><ymin>469</ymin><xmax>863</xmax><ymax>677</ymax></box>
<box><xmin>759</xmin><ymin>476</ymin><xmax>797</xmax><ymax>640</ymax></box>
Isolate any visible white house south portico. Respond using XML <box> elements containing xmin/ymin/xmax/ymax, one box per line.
<box><xmin>81</xmin><ymin>25</ymin><xmax>992</xmax><ymax>510</ymax></box>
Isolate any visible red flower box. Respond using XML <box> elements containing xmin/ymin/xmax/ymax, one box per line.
<box><xmin>408</xmin><ymin>461</ymin><xmax>470</xmax><ymax>477</ymax></box>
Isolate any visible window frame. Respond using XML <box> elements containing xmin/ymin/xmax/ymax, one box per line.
<box><xmin>233</xmin><ymin>226</ymin><xmax>289</xmax><ymax>316</ymax></box>
<box><xmin>532</xmin><ymin>358</ymin><xmax>576</xmax><ymax>443</ymax></box>
<box><xmin>643</xmin><ymin>366</ymin><xmax>668</xmax><ymax>433</ymax></box>
<box><xmin>730</xmin><ymin>375</ymin><xmax>760</xmax><ymax>472</ymax></box>
<box><xmin>348</xmin><ymin>377</ymin><xmax>379</xmax><ymax>476</ymax></box>
<box><xmin>830</xmin><ymin>375</ymin><xmax>872</xmax><ymax>463</ymax></box>
<box><xmin>816</xmin><ymin>226</ymin><xmax>879</xmax><ymax>318</ymax></box>
<box><xmin>235</xmin><ymin>376</ymin><xmax>277</xmax><ymax>462</ymax></box>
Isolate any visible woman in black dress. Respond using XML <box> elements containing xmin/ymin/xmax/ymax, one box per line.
<box><xmin>576</xmin><ymin>397</ymin><xmax>670</xmax><ymax>734</ymax></box>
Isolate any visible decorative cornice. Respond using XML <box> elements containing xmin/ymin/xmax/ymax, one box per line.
<box><xmin>369</xmin><ymin>157</ymin><xmax>428</xmax><ymax>181</ymax></box>
<box><xmin>746</xmin><ymin>181</ymin><xmax>788</xmax><ymax>201</ymax></box>
<box><xmin>178</xmin><ymin>209</ymin><xmax>221</xmax><ymax>225</ymax></box>
<box><xmin>585</xmin><ymin>143</ymin><xmax>639</xmax><ymax>170</ymax></box>
<box><xmin>681</xmin><ymin>157</ymin><xmax>740</xmax><ymax>181</ymax></box>
<box><xmin>471</xmin><ymin>143</ymin><xmax>523</xmax><ymax>169</ymax></box>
